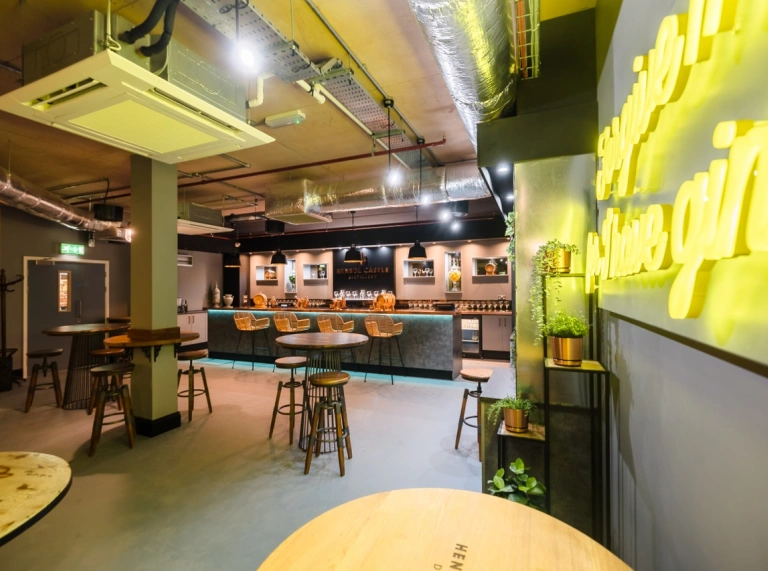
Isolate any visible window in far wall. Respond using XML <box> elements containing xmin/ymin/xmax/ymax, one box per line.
<box><xmin>58</xmin><ymin>271</ymin><xmax>71</xmax><ymax>312</ymax></box>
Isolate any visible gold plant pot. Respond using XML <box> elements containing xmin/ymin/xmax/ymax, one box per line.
<box><xmin>503</xmin><ymin>408</ymin><xmax>529</xmax><ymax>433</ymax></box>
<box><xmin>548</xmin><ymin>249</ymin><xmax>572</xmax><ymax>274</ymax></box>
<box><xmin>550</xmin><ymin>336</ymin><xmax>583</xmax><ymax>367</ymax></box>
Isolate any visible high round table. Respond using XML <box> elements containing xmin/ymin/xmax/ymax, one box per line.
<box><xmin>276</xmin><ymin>333</ymin><xmax>368</xmax><ymax>452</ymax></box>
<box><xmin>44</xmin><ymin>323</ymin><xmax>129</xmax><ymax>410</ymax></box>
<box><xmin>258</xmin><ymin>488</ymin><xmax>631</xmax><ymax>571</ymax></box>
<box><xmin>0</xmin><ymin>452</ymin><xmax>72</xmax><ymax>547</ymax></box>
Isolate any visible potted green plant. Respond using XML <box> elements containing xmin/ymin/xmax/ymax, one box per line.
<box><xmin>529</xmin><ymin>240</ymin><xmax>580</xmax><ymax>342</ymax></box>
<box><xmin>542</xmin><ymin>311</ymin><xmax>589</xmax><ymax>367</ymax></box>
<box><xmin>487</xmin><ymin>395</ymin><xmax>535</xmax><ymax>433</ymax></box>
<box><xmin>487</xmin><ymin>457</ymin><xmax>546</xmax><ymax>511</ymax></box>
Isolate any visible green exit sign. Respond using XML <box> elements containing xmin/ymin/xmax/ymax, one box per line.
<box><xmin>60</xmin><ymin>243</ymin><xmax>85</xmax><ymax>255</ymax></box>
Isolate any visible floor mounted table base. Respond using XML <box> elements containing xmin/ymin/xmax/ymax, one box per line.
<box><xmin>62</xmin><ymin>333</ymin><xmax>108</xmax><ymax>410</ymax></box>
<box><xmin>298</xmin><ymin>349</ymin><xmax>345</xmax><ymax>454</ymax></box>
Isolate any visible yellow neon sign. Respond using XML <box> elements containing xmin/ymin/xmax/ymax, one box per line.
<box><xmin>595</xmin><ymin>0</ymin><xmax>738</xmax><ymax>200</ymax></box>
<box><xmin>587</xmin><ymin>120</ymin><xmax>768</xmax><ymax>319</ymax></box>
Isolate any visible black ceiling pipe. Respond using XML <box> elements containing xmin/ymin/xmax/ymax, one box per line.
<box><xmin>237</xmin><ymin>215</ymin><xmax>505</xmax><ymax>253</ymax></box>
<box><xmin>178</xmin><ymin>234</ymin><xmax>238</xmax><ymax>254</ymax></box>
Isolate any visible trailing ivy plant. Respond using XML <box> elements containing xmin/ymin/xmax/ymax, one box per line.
<box><xmin>486</xmin><ymin>395</ymin><xmax>535</xmax><ymax>424</ymax></box>
<box><xmin>505</xmin><ymin>212</ymin><xmax>515</xmax><ymax>264</ymax></box>
<box><xmin>529</xmin><ymin>240</ymin><xmax>580</xmax><ymax>343</ymax></box>
<box><xmin>487</xmin><ymin>457</ymin><xmax>546</xmax><ymax>511</ymax></box>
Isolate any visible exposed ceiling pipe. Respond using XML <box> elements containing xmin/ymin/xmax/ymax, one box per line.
<box><xmin>295</xmin><ymin>80</ymin><xmax>326</xmax><ymax>105</ymax></box>
<box><xmin>246</xmin><ymin>73</ymin><xmax>274</xmax><ymax>109</ymax></box>
<box><xmin>408</xmin><ymin>0</ymin><xmax>518</xmax><ymax>148</ymax></box>
<box><xmin>304</xmin><ymin>0</ymin><xmax>440</xmax><ymax>166</ymax></box>
<box><xmin>70</xmin><ymin>138</ymin><xmax>448</xmax><ymax>206</ymax></box>
<box><xmin>0</xmin><ymin>61</ymin><xmax>22</xmax><ymax>75</ymax></box>
<box><xmin>177</xmin><ymin>137</ymin><xmax>446</xmax><ymax>189</ymax></box>
<box><xmin>0</xmin><ymin>166</ymin><xmax>123</xmax><ymax>231</ymax></box>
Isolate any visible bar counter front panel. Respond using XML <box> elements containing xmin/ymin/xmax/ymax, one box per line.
<box><xmin>207</xmin><ymin>309</ymin><xmax>463</xmax><ymax>380</ymax></box>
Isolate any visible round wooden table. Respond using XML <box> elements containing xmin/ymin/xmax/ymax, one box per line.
<box><xmin>0</xmin><ymin>452</ymin><xmax>72</xmax><ymax>547</ymax></box>
<box><xmin>258</xmin><ymin>488</ymin><xmax>631</xmax><ymax>571</ymax></box>
<box><xmin>44</xmin><ymin>323</ymin><xmax>129</xmax><ymax>410</ymax></box>
<box><xmin>276</xmin><ymin>333</ymin><xmax>368</xmax><ymax>452</ymax></box>
<box><xmin>104</xmin><ymin>332</ymin><xmax>199</xmax><ymax>362</ymax></box>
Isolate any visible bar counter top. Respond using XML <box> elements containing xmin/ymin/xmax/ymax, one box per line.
<box><xmin>209</xmin><ymin>307</ymin><xmax>512</xmax><ymax>317</ymax></box>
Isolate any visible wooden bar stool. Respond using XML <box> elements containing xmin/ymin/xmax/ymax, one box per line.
<box><xmin>455</xmin><ymin>369</ymin><xmax>492</xmax><ymax>459</ymax></box>
<box><xmin>90</xmin><ymin>347</ymin><xmax>126</xmax><ymax>363</ymax></box>
<box><xmin>177</xmin><ymin>350</ymin><xmax>212</xmax><ymax>422</ymax></box>
<box><xmin>305</xmin><ymin>371</ymin><xmax>353</xmax><ymax>477</ymax></box>
<box><xmin>269</xmin><ymin>356</ymin><xmax>307</xmax><ymax>444</ymax></box>
<box><xmin>24</xmin><ymin>349</ymin><xmax>64</xmax><ymax>413</ymax></box>
<box><xmin>89</xmin><ymin>363</ymin><xmax>136</xmax><ymax>457</ymax></box>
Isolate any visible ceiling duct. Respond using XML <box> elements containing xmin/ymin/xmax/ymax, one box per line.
<box><xmin>408</xmin><ymin>0</ymin><xmax>518</xmax><ymax>148</ymax></box>
<box><xmin>263</xmin><ymin>162</ymin><xmax>489</xmax><ymax>218</ymax></box>
<box><xmin>0</xmin><ymin>166</ymin><xmax>123</xmax><ymax>232</ymax></box>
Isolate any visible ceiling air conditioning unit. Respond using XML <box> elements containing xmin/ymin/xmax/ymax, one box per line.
<box><xmin>0</xmin><ymin>11</ymin><xmax>273</xmax><ymax>164</ymax></box>
<box><xmin>95</xmin><ymin>227</ymin><xmax>132</xmax><ymax>243</ymax></box>
<box><xmin>178</xmin><ymin>202</ymin><xmax>233</xmax><ymax>235</ymax></box>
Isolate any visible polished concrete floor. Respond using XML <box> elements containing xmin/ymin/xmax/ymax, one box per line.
<box><xmin>0</xmin><ymin>359</ymin><xmax>507</xmax><ymax>570</ymax></box>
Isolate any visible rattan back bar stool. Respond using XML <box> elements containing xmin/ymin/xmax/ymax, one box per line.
<box><xmin>363</xmin><ymin>314</ymin><xmax>405</xmax><ymax>384</ymax></box>
<box><xmin>233</xmin><ymin>312</ymin><xmax>271</xmax><ymax>370</ymax></box>
<box><xmin>273</xmin><ymin>312</ymin><xmax>310</xmax><ymax>368</ymax></box>
<box><xmin>24</xmin><ymin>349</ymin><xmax>64</xmax><ymax>412</ymax></box>
<box><xmin>317</xmin><ymin>314</ymin><xmax>357</xmax><ymax>367</ymax></box>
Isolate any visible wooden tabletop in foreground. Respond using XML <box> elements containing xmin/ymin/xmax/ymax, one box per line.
<box><xmin>258</xmin><ymin>488</ymin><xmax>630</xmax><ymax>571</ymax></box>
<box><xmin>0</xmin><ymin>452</ymin><xmax>72</xmax><ymax>546</ymax></box>
<box><xmin>275</xmin><ymin>332</ymin><xmax>369</xmax><ymax>350</ymax></box>
<box><xmin>44</xmin><ymin>323</ymin><xmax>129</xmax><ymax>336</ymax></box>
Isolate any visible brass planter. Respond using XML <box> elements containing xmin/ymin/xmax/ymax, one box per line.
<box><xmin>548</xmin><ymin>249</ymin><xmax>572</xmax><ymax>274</ymax></box>
<box><xmin>550</xmin><ymin>336</ymin><xmax>583</xmax><ymax>367</ymax></box>
<box><xmin>503</xmin><ymin>408</ymin><xmax>529</xmax><ymax>433</ymax></box>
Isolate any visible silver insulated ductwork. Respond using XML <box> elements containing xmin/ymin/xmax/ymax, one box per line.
<box><xmin>409</xmin><ymin>0</ymin><xmax>518</xmax><ymax>148</ymax></box>
<box><xmin>0</xmin><ymin>167</ymin><xmax>123</xmax><ymax>231</ymax></box>
<box><xmin>265</xmin><ymin>162</ymin><xmax>490</xmax><ymax>222</ymax></box>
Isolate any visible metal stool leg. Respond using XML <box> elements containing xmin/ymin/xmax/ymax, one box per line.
<box><xmin>388</xmin><ymin>338</ymin><xmax>394</xmax><ymax>385</ymax></box>
<box><xmin>187</xmin><ymin>362</ymin><xmax>195</xmax><ymax>422</ymax></box>
<box><xmin>455</xmin><ymin>388</ymin><xmax>469</xmax><ymax>449</ymax></box>
<box><xmin>394</xmin><ymin>336</ymin><xmax>405</xmax><ymax>375</ymax></box>
<box><xmin>364</xmin><ymin>338</ymin><xmax>375</xmax><ymax>382</ymax></box>
<box><xmin>232</xmin><ymin>331</ymin><xmax>243</xmax><ymax>369</ymax></box>
<box><xmin>51</xmin><ymin>362</ymin><xmax>63</xmax><ymax>407</ymax></box>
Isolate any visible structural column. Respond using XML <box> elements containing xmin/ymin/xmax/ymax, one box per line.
<box><xmin>130</xmin><ymin>156</ymin><xmax>180</xmax><ymax>436</ymax></box>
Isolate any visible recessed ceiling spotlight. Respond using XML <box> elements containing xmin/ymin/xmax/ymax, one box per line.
<box><xmin>497</xmin><ymin>163</ymin><xmax>511</xmax><ymax>175</ymax></box>
<box><xmin>234</xmin><ymin>241</ymin><xmax>241</xmax><ymax>248</ymax></box>
<box><xmin>505</xmin><ymin>193</ymin><xmax>514</xmax><ymax>201</ymax></box>
<box><xmin>237</xmin><ymin>44</ymin><xmax>258</xmax><ymax>70</ymax></box>
<box><xmin>420</xmin><ymin>195</ymin><xmax>430</xmax><ymax>205</ymax></box>
<box><xmin>451</xmin><ymin>221</ymin><xmax>460</xmax><ymax>231</ymax></box>
<box><xmin>440</xmin><ymin>209</ymin><xmax>451</xmax><ymax>221</ymax></box>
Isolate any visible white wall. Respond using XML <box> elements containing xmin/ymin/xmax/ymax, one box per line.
<box><xmin>598</xmin><ymin>0</ymin><xmax>768</xmax><ymax>568</ymax></box>
<box><xmin>177</xmin><ymin>251</ymin><xmax>222</xmax><ymax>311</ymax></box>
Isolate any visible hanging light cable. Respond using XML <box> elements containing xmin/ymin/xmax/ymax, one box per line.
<box><xmin>408</xmin><ymin>140</ymin><xmax>427</xmax><ymax>259</ymax></box>
<box><xmin>344</xmin><ymin>211</ymin><xmax>363</xmax><ymax>264</ymax></box>
<box><xmin>384</xmin><ymin>99</ymin><xmax>400</xmax><ymax>185</ymax></box>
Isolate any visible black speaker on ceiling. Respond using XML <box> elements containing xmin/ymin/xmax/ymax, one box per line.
<box><xmin>265</xmin><ymin>219</ymin><xmax>285</xmax><ymax>234</ymax></box>
<box><xmin>94</xmin><ymin>204</ymin><xmax>123</xmax><ymax>222</ymax></box>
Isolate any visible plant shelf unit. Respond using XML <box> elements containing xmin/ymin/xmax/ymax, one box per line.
<box><xmin>403</xmin><ymin>258</ymin><xmax>435</xmax><ymax>280</ymax></box>
<box><xmin>255</xmin><ymin>265</ymin><xmax>278</xmax><ymax>285</ymax></box>
<box><xmin>285</xmin><ymin>259</ymin><xmax>297</xmax><ymax>294</ymax></box>
<box><xmin>303</xmin><ymin>263</ymin><xmax>328</xmax><ymax>283</ymax></box>
<box><xmin>471</xmin><ymin>256</ymin><xmax>509</xmax><ymax>282</ymax></box>
<box><xmin>445</xmin><ymin>251</ymin><xmax>462</xmax><ymax>293</ymax></box>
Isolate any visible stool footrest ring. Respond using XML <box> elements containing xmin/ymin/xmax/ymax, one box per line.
<box><xmin>461</xmin><ymin>414</ymin><xmax>478</xmax><ymax>429</ymax></box>
<box><xmin>178</xmin><ymin>388</ymin><xmax>207</xmax><ymax>398</ymax></box>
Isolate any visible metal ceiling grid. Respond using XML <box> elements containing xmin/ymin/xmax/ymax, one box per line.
<box><xmin>182</xmin><ymin>0</ymin><xmax>424</xmax><ymax>169</ymax></box>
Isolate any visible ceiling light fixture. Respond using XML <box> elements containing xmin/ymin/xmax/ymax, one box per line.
<box><xmin>497</xmin><ymin>163</ymin><xmax>511</xmax><ymax>175</ymax></box>
<box><xmin>440</xmin><ymin>209</ymin><xmax>451</xmax><ymax>221</ymax></box>
<box><xmin>505</xmin><ymin>193</ymin><xmax>514</xmax><ymax>201</ymax></box>
<box><xmin>271</xmin><ymin>249</ymin><xmax>287</xmax><ymax>265</ymax></box>
<box><xmin>345</xmin><ymin>211</ymin><xmax>363</xmax><ymax>264</ymax></box>
<box><xmin>451</xmin><ymin>221</ymin><xmax>460</xmax><ymax>231</ymax></box>
<box><xmin>235</xmin><ymin>0</ymin><xmax>259</xmax><ymax>71</ymax></box>
<box><xmin>408</xmin><ymin>240</ymin><xmax>427</xmax><ymax>260</ymax></box>
<box><xmin>224</xmin><ymin>253</ymin><xmax>241</xmax><ymax>268</ymax></box>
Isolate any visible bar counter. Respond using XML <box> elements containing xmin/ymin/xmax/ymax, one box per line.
<box><xmin>207</xmin><ymin>308</ymin><xmax>464</xmax><ymax>379</ymax></box>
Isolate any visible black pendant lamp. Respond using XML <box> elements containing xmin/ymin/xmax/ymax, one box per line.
<box><xmin>408</xmin><ymin>240</ymin><xmax>427</xmax><ymax>260</ymax></box>
<box><xmin>271</xmin><ymin>249</ymin><xmax>287</xmax><ymax>265</ymax></box>
<box><xmin>344</xmin><ymin>211</ymin><xmax>363</xmax><ymax>264</ymax></box>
